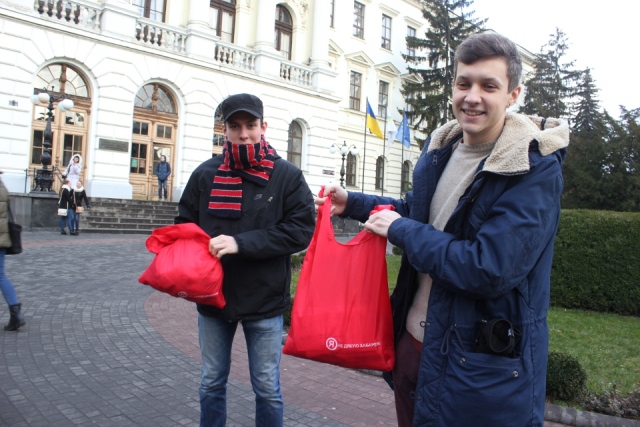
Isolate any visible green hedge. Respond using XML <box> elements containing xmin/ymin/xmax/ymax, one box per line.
<box><xmin>551</xmin><ymin>210</ymin><xmax>640</xmax><ymax>316</ymax></box>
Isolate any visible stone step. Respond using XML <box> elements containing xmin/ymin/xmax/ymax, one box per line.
<box><xmin>80</xmin><ymin>197</ymin><xmax>177</xmax><ymax>233</ymax></box>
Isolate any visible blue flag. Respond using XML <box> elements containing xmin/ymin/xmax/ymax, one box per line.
<box><xmin>395</xmin><ymin>112</ymin><xmax>411</xmax><ymax>148</ymax></box>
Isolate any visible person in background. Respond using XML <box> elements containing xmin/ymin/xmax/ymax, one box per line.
<box><xmin>70</xmin><ymin>180</ymin><xmax>90</xmax><ymax>236</ymax></box>
<box><xmin>156</xmin><ymin>155</ymin><xmax>171</xmax><ymax>202</ymax></box>
<box><xmin>58</xmin><ymin>180</ymin><xmax>74</xmax><ymax>235</ymax></box>
<box><xmin>0</xmin><ymin>171</ymin><xmax>25</xmax><ymax>331</ymax></box>
<box><xmin>318</xmin><ymin>32</ymin><xmax>569</xmax><ymax>426</ymax></box>
<box><xmin>64</xmin><ymin>154</ymin><xmax>82</xmax><ymax>189</ymax></box>
<box><xmin>176</xmin><ymin>93</ymin><xmax>315</xmax><ymax>427</ymax></box>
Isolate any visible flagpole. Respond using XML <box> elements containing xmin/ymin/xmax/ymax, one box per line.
<box><xmin>381</xmin><ymin>110</ymin><xmax>387</xmax><ymax>196</ymax></box>
<box><xmin>361</xmin><ymin>97</ymin><xmax>368</xmax><ymax>193</ymax></box>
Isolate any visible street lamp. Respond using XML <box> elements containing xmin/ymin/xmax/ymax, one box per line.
<box><xmin>30</xmin><ymin>86</ymin><xmax>74</xmax><ymax>192</ymax></box>
<box><xmin>329</xmin><ymin>141</ymin><xmax>358</xmax><ymax>188</ymax></box>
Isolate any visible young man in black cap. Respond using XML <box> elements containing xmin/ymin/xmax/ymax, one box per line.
<box><xmin>176</xmin><ymin>93</ymin><xmax>315</xmax><ymax>427</ymax></box>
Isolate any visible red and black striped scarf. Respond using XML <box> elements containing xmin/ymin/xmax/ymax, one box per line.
<box><xmin>208</xmin><ymin>137</ymin><xmax>276</xmax><ymax>219</ymax></box>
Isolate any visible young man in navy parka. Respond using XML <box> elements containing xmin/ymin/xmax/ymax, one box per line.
<box><xmin>319</xmin><ymin>33</ymin><xmax>569</xmax><ymax>427</ymax></box>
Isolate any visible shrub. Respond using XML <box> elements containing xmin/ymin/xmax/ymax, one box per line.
<box><xmin>290</xmin><ymin>251</ymin><xmax>306</xmax><ymax>272</ymax></box>
<box><xmin>583</xmin><ymin>384</ymin><xmax>640</xmax><ymax>420</ymax></box>
<box><xmin>391</xmin><ymin>246</ymin><xmax>403</xmax><ymax>256</ymax></box>
<box><xmin>551</xmin><ymin>210</ymin><xmax>640</xmax><ymax>316</ymax></box>
<box><xmin>546</xmin><ymin>351</ymin><xmax>587</xmax><ymax>403</ymax></box>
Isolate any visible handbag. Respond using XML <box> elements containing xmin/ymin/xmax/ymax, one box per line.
<box><xmin>57</xmin><ymin>208</ymin><xmax>67</xmax><ymax>216</ymax></box>
<box><xmin>6</xmin><ymin>204</ymin><xmax>22</xmax><ymax>255</ymax></box>
<box><xmin>76</xmin><ymin>206</ymin><xmax>84</xmax><ymax>214</ymax></box>
<box><xmin>138</xmin><ymin>223</ymin><xmax>226</xmax><ymax>308</ymax></box>
<box><xmin>283</xmin><ymin>188</ymin><xmax>396</xmax><ymax>371</ymax></box>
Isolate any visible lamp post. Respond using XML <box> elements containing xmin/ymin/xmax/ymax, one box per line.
<box><xmin>30</xmin><ymin>87</ymin><xmax>74</xmax><ymax>192</ymax></box>
<box><xmin>329</xmin><ymin>141</ymin><xmax>358</xmax><ymax>189</ymax></box>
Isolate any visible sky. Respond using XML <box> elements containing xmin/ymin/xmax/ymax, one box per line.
<box><xmin>471</xmin><ymin>0</ymin><xmax>638</xmax><ymax>118</ymax></box>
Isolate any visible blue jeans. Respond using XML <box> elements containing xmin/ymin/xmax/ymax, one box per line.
<box><xmin>0</xmin><ymin>249</ymin><xmax>18</xmax><ymax>306</ymax></box>
<box><xmin>72</xmin><ymin>211</ymin><xmax>80</xmax><ymax>230</ymax></box>
<box><xmin>60</xmin><ymin>209</ymin><xmax>73</xmax><ymax>231</ymax></box>
<box><xmin>158</xmin><ymin>179</ymin><xmax>168</xmax><ymax>200</ymax></box>
<box><xmin>198</xmin><ymin>314</ymin><xmax>284</xmax><ymax>427</ymax></box>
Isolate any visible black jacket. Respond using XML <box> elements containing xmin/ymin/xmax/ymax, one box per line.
<box><xmin>71</xmin><ymin>189</ymin><xmax>91</xmax><ymax>210</ymax></box>
<box><xmin>58</xmin><ymin>186</ymin><xmax>73</xmax><ymax>210</ymax></box>
<box><xmin>176</xmin><ymin>154</ymin><xmax>315</xmax><ymax>321</ymax></box>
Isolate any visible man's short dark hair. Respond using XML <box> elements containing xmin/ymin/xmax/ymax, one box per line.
<box><xmin>454</xmin><ymin>32</ymin><xmax>522</xmax><ymax>92</ymax></box>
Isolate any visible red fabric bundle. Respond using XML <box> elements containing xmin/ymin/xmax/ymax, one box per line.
<box><xmin>283</xmin><ymin>190</ymin><xmax>395</xmax><ymax>371</ymax></box>
<box><xmin>138</xmin><ymin>223</ymin><xmax>225</xmax><ymax>308</ymax></box>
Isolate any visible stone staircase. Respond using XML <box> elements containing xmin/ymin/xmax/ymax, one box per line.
<box><xmin>80</xmin><ymin>198</ymin><xmax>178</xmax><ymax>234</ymax></box>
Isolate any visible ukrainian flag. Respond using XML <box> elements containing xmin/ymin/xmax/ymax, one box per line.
<box><xmin>366</xmin><ymin>101</ymin><xmax>384</xmax><ymax>138</ymax></box>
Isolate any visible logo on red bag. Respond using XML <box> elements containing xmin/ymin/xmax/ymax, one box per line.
<box><xmin>178</xmin><ymin>291</ymin><xmax>188</xmax><ymax>298</ymax></box>
<box><xmin>326</xmin><ymin>337</ymin><xmax>338</xmax><ymax>351</ymax></box>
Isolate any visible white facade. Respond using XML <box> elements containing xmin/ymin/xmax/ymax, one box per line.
<box><xmin>0</xmin><ymin>0</ymin><xmax>531</xmax><ymax>200</ymax></box>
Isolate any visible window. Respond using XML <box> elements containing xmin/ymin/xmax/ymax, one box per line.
<box><xmin>381</xmin><ymin>15</ymin><xmax>392</xmax><ymax>49</ymax></box>
<box><xmin>407</xmin><ymin>26</ymin><xmax>416</xmax><ymax>57</ymax></box>
<box><xmin>210</xmin><ymin>0</ymin><xmax>235</xmax><ymax>42</ymax></box>
<box><xmin>156</xmin><ymin>124</ymin><xmax>172</xmax><ymax>139</ymax></box>
<box><xmin>132</xmin><ymin>0</ymin><xmax>165</xmax><ymax>22</ymax></box>
<box><xmin>31</xmin><ymin>130</ymin><xmax>46</xmax><ymax>164</ymax></box>
<box><xmin>401</xmin><ymin>161</ymin><xmax>411</xmax><ymax>193</ymax></box>
<box><xmin>62</xmin><ymin>134</ymin><xmax>83</xmax><ymax>167</ymax></box>
<box><xmin>130</xmin><ymin>143</ymin><xmax>148</xmax><ymax>174</ymax></box>
<box><xmin>135</xmin><ymin>84</ymin><xmax>176</xmax><ymax>113</ymax></box>
<box><xmin>378</xmin><ymin>81</ymin><xmax>389</xmax><ymax>118</ymax></box>
<box><xmin>349</xmin><ymin>71</ymin><xmax>362</xmax><ymax>110</ymax></box>
<box><xmin>353</xmin><ymin>2</ymin><xmax>364</xmax><ymax>38</ymax></box>
<box><xmin>213</xmin><ymin>105</ymin><xmax>225</xmax><ymax>153</ymax></box>
<box><xmin>375</xmin><ymin>156</ymin><xmax>384</xmax><ymax>189</ymax></box>
<box><xmin>346</xmin><ymin>153</ymin><xmax>357</xmax><ymax>186</ymax></box>
<box><xmin>330</xmin><ymin>0</ymin><xmax>335</xmax><ymax>27</ymax></box>
<box><xmin>275</xmin><ymin>5</ymin><xmax>293</xmax><ymax>60</ymax></box>
<box><xmin>132</xmin><ymin>121</ymin><xmax>150</xmax><ymax>136</ymax></box>
<box><xmin>287</xmin><ymin>121</ymin><xmax>302</xmax><ymax>168</ymax></box>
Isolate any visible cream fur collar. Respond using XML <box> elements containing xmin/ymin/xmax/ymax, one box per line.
<box><xmin>427</xmin><ymin>113</ymin><xmax>570</xmax><ymax>175</ymax></box>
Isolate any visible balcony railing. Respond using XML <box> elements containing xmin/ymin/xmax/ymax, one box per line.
<box><xmin>280</xmin><ymin>61</ymin><xmax>312</xmax><ymax>87</ymax></box>
<box><xmin>135</xmin><ymin>18</ymin><xmax>187</xmax><ymax>54</ymax></box>
<box><xmin>33</xmin><ymin>0</ymin><xmax>101</xmax><ymax>31</ymax></box>
<box><xmin>214</xmin><ymin>42</ymin><xmax>256</xmax><ymax>72</ymax></box>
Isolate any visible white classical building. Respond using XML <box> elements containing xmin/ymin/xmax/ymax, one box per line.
<box><xmin>0</xmin><ymin>0</ymin><xmax>532</xmax><ymax>201</ymax></box>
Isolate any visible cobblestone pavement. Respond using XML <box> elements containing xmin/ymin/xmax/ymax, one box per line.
<box><xmin>0</xmin><ymin>231</ymin><xmax>572</xmax><ymax>426</ymax></box>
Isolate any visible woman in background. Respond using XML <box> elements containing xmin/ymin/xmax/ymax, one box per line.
<box><xmin>64</xmin><ymin>154</ymin><xmax>82</xmax><ymax>189</ymax></box>
<box><xmin>0</xmin><ymin>172</ymin><xmax>25</xmax><ymax>331</ymax></box>
<box><xmin>70</xmin><ymin>180</ymin><xmax>90</xmax><ymax>235</ymax></box>
<box><xmin>58</xmin><ymin>180</ymin><xmax>74</xmax><ymax>235</ymax></box>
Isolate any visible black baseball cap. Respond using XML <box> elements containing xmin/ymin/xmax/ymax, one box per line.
<box><xmin>220</xmin><ymin>93</ymin><xmax>263</xmax><ymax>122</ymax></box>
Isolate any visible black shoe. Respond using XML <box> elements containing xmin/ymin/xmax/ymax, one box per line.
<box><xmin>61</xmin><ymin>230</ymin><xmax>68</xmax><ymax>235</ymax></box>
<box><xmin>4</xmin><ymin>304</ymin><xmax>26</xmax><ymax>331</ymax></box>
<box><xmin>70</xmin><ymin>231</ymin><xmax>78</xmax><ymax>236</ymax></box>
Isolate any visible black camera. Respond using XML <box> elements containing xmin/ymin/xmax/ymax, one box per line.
<box><xmin>475</xmin><ymin>319</ymin><xmax>521</xmax><ymax>358</ymax></box>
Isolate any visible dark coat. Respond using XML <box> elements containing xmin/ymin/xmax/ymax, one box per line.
<box><xmin>58</xmin><ymin>186</ymin><xmax>73</xmax><ymax>210</ymax></box>
<box><xmin>71</xmin><ymin>189</ymin><xmax>90</xmax><ymax>210</ymax></box>
<box><xmin>176</xmin><ymin>154</ymin><xmax>315</xmax><ymax>321</ymax></box>
<box><xmin>342</xmin><ymin>114</ymin><xmax>569</xmax><ymax>427</ymax></box>
<box><xmin>156</xmin><ymin>161</ymin><xmax>171</xmax><ymax>180</ymax></box>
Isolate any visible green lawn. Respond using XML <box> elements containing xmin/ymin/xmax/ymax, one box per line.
<box><xmin>291</xmin><ymin>254</ymin><xmax>640</xmax><ymax>394</ymax></box>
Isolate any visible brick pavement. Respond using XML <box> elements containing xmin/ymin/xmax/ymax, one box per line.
<box><xmin>0</xmin><ymin>231</ymin><xmax>573</xmax><ymax>426</ymax></box>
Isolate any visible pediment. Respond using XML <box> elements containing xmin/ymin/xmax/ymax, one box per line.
<box><xmin>375</xmin><ymin>62</ymin><xmax>401</xmax><ymax>77</ymax></box>
<box><xmin>345</xmin><ymin>51</ymin><xmax>375</xmax><ymax>67</ymax></box>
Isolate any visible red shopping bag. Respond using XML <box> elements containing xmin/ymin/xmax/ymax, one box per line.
<box><xmin>283</xmin><ymin>190</ymin><xmax>395</xmax><ymax>371</ymax></box>
<box><xmin>138</xmin><ymin>223</ymin><xmax>225</xmax><ymax>308</ymax></box>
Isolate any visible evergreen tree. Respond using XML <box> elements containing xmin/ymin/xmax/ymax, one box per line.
<box><xmin>562</xmin><ymin>67</ymin><xmax>609</xmax><ymax>209</ymax></box>
<box><xmin>402</xmin><ymin>0</ymin><xmax>485</xmax><ymax>148</ymax></box>
<box><xmin>522</xmin><ymin>28</ymin><xmax>579</xmax><ymax>119</ymax></box>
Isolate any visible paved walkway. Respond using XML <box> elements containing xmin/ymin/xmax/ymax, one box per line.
<box><xmin>1</xmin><ymin>231</ymin><xmax>572</xmax><ymax>426</ymax></box>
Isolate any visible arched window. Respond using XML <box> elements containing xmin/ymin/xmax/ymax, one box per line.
<box><xmin>210</xmin><ymin>0</ymin><xmax>235</xmax><ymax>42</ymax></box>
<box><xmin>375</xmin><ymin>156</ymin><xmax>384</xmax><ymax>189</ymax></box>
<box><xmin>275</xmin><ymin>5</ymin><xmax>293</xmax><ymax>60</ymax></box>
<box><xmin>212</xmin><ymin>105</ymin><xmax>225</xmax><ymax>155</ymax></box>
<box><xmin>401</xmin><ymin>160</ymin><xmax>412</xmax><ymax>193</ymax></box>
<box><xmin>346</xmin><ymin>153</ymin><xmax>357</xmax><ymax>187</ymax></box>
<box><xmin>31</xmin><ymin>63</ymin><xmax>91</xmax><ymax>189</ymax></box>
<box><xmin>131</xmin><ymin>83</ymin><xmax>178</xmax><ymax>200</ymax></box>
<box><xmin>287</xmin><ymin>121</ymin><xmax>302</xmax><ymax>168</ymax></box>
<box><xmin>134</xmin><ymin>84</ymin><xmax>176</xmax><ymax>113</ymax></box>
